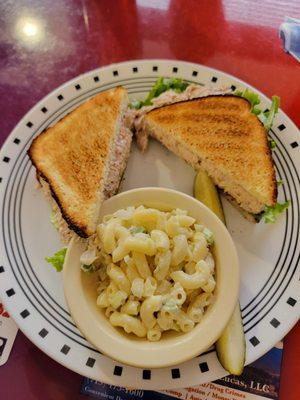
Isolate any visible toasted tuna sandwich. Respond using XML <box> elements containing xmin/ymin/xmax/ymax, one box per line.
<box><xmin>28</xmin><ymin>87</ymin><xmax>132</xmax><ymax>242</ymax></box>
<box><xmin>131</xmin><ymin>78</ymin><xmax>283</xmax><ymax>221</ymax></box>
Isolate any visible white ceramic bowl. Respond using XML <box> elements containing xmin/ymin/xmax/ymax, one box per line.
<box><xmin>63</xmin><ymin>187</ymin><xmax>239</xmax><ymax>368</ymax></box>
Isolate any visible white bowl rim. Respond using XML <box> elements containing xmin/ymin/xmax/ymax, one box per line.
<box><xmin>63</xmin><ymin>187</ymin><xmax>240</xmax><ymax>368</ymax></box>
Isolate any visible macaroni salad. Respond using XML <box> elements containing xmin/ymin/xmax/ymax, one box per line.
<box><xmin>80</xmin><ymin>206</ymin><xmax>216</xmax><ymax>341</ymax></box>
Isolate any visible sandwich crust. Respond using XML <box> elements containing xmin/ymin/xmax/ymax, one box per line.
<box><xmin>143</xmin><ymin>95</ymin><xmax>277</xmax><ymax>214</ymax></box>
<box><xmin>28</xmin><ymin>87</ymin><xmax>130</xmax><ymax>238</ymax></box>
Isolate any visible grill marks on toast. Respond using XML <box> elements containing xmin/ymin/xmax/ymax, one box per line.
<box><xmin>145</xmin><ymin>95</ymin><xmax>277</xmax><ymax>214</ymax></box>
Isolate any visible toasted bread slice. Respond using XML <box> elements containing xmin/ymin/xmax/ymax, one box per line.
<box><xmin>28</xmin><ymin>87</ymin><xmax>131</xmax><ymax>238</ymax></box>
<box><xmin>139</xmin><ymin>95</ymin><xmax>277</xmax><ymax>215</ymax></box>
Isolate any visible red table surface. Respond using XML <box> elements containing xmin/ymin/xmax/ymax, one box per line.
<box><xmin>0</xmin><ymin>1</ymin><xmax>299</xmax><ymax>399</ymax></box>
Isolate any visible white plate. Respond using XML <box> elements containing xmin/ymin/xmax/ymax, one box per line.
<box><xmin>0</xmin><ymin>60</ymin><xmax>299</xmax><ymax>390</ymax></box>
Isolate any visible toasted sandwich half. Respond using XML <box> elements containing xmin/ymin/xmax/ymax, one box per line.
<box><xmin>28</xmin><ymin>87</ymin><xmax>132</xmax><ymax>242</ymax></box>
<box><xmin>135</xmin><ymin>94</ymin><xmax>277</xmax><ymax>219</ymax></box>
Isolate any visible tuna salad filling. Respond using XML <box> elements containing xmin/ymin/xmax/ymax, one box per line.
<box><xmin>103</xmin><ymin>117</ymin><xmax>132</xmax><ymax>199</ymax></box>
<box><xmin>38</xmin><ymin>176</ymin><xmax>74</xmax><ymax>244</ymax></box>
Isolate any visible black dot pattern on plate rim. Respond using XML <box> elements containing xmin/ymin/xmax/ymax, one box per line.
<box><xmin>113</xmin><ymin>70</ymin><xmax>118</xmax><ymax>76</ymax></box>
<box><xmin>86</xmin><ymin>357</ymin><xmax>96</xmax><ymax>368</ymax></box>
<box><xmin>26</xmin><ymin>121</ymin><xmax>33</xmax><ymax>128</ymax></box>
<box><xmin>39</xmin><ymin>328</ymin><xmax>48</xmax><ymax>338</ymax></box>
<box><xmin>171</xmin><ymin>368</ymin><xmax>180</xmax><ymax>379</ymax></box>
<box><xmin>287</xmin><ymin>297</ymin><xmax>296</xmax><ymax>307</ymax></box>
<box><xmin>3</xmin><ymin>157</ymin><xmax>10</xmax><ymax>163</ymax></box>
<box><xmin>249</xmin><ymin>336</ymin><xmax>260</xmax><ymax>347</ymax></box>
<box><xmin>153</xmin><ymin>66</ymin><xmax>158</xmax><ymax>71</ymax></box>
<box><xmin>270</xmin><ymin>318</ymin><xmax>280</xmax><ymax>328</ymax></box>
<box><xmin>93</xmin><ymin>76</ymin><xmax>99</xmax><ymax>82</ymax></box>
<box><xmin>13</xmin><ymin>138</ymin><xmax>20</xmax><ymax>144</ymax></box>
<box><xmin>278</xmin><ymin>124</ymin><xmax>286</xmax><ymax>131</ymax></box>
<box><xmin>192</xmin><ymin>71</ymin><xmax>198</xmax><ymax>76</ymax></box>
<box><xmin>199</xmin><ymin>362</ymin><xmax>209</xmax><ymax>373</ymax></box>
<box><xmin>211</xmin><ymin>76</ymin><xmax>218</xmax><ymax>82</ymax></box>
<box><xmin>290</xmin><ymin>142</ymin><xmax>299</xmax><ymax>148</ymax></box>
<box><xmin>57</xmin><ymin>94</ymin><xmax>64</xmax><ymax>101</ymax></box>
<box><xmin>133</xmin><ymin>67</ymin><xmax>138</xmax><ymax>73</ymax></box>
<box><xmin>142</xmin><ymin>370</ymin><xmax>151</xmax><ymax>380</ymax></box>
<box><xmin>231</xmin><ymin>85</ymin><xmax>236</xmax><ymax>91</ymax></box>
<box><xmin>6</xmin><ymin>288</ymin><xmax>15</xmax><ymax>297</ymax></box>
<box><xmin>113</xmin><ymin>366</ymin><xmax>123</xmax><ymax>376</ymax></box>
<box><xmin>0</xmin><ymin>266</ymin><xmax>4</xmax><ymax>273</ymax></box>
<box><xmin>75</xmin><ymin>84</ymin><xmax>81</xmax><ymax>90</ymax></box>
<box><xmin>61</xmin><ymin>344</ymin><xmax>70</xmax><ymax>354</ymax></box>
<box><xmin>173</xmin><ymin>67</ymin><xmax>178</xmax><ymax>73</ymax></box>
<box><xmin>41</xmin><ymin>107</ymin><xmax>48</xmax><ymax>113</ymax></box>
<box><xmin>20</xmin><ymin>309</ymin><xmax>30</xmax><ymax>318</ymax></box>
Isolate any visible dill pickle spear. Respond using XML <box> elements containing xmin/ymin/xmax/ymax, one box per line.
<box><xmin>215</xmin><ymin>303</ymin><xmax>245</xmax><ymax>375</ymax></box>
<box><xmin>193</xmin><ymin>168</ymin><xmax>245</xmax><ymax>375</ymax></box>
<box><xmin>193</xmin><ymin>169</ymin><xmax>225</xmax><ymax>224</ymax></box>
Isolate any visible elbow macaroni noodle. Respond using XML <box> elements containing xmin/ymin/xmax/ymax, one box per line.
<box><xmin>81</xmin><ymin>206</ymin><xmax>216</xmax><ymax>341</ymax></box>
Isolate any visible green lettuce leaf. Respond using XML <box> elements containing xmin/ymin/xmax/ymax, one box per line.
<box><xmin>130</xmin><ymin>100</ymin><xmax>142</xmax><ymax>109</ymax></box>
<box><xmin>45</xmin><ymin>248</ymin><xmax>67</xmax><ymax>272</ymax></box>
<box><xmin>261</xmin><ymin>201</ymin><xmax>290</xmax><ymax>223</ymax></box>
<box><xmin>268</xmin><ymin>137</ymin><xmax>276</xmax><ymax>149</ymax></box>
<box><xmin>130</xmin><ymin>77</ymin><xmax>189</xmax><ymax>109</ymax></box>
<box><xmin>259</xmin><ymin>96</ymin><xmax>280</xmax><ymax>132</ymax></box>
<box><xmin>234</xmin><ymin>88</ymin><xmax>262</xmax><ymax>115</ymax></box>
<box><xmin>234</xmin><ymin>90</ymin><xmax>280</xmax><ymax>149</ymax></box>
